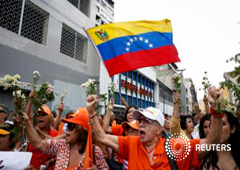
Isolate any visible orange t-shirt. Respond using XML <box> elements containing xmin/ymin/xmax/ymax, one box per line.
<box><xmin>118</xmin><ymin>136</ymin><xmax>202</xmax><ymax>170</ymax></box>
<box><xmin>28</xmin><ymin>129</ymin><xmax>58</xmax><ymax>170</ymax></box>
<box><xmin>111</xmin><ymin>125</ymin><xmax>124</xmax><ymax>136</ymax></box>
<box><xmin>57</xmin><ymin>122</ymin><xmax>65</xmax><ymax>135</ymax></box>
<box><xmin>110</xmin><ymin>125</ymin><xmax>124</xmax><ymax>163</ymax></box>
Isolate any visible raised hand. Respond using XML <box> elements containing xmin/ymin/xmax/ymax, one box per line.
<box><xmin>203</xmin><ymin>95</ymin><xmax>208</xmax><ymax>104</ymax></box>
<box><xmin>86</xmin><ymin>95</ymin><xmax>98</xmax><ymax>115</ymax></box>
<box><xmin>173</xmin><ymin>90</ymin><xmax>180</xmax><ymax>103</ymax></box>
<box><xmin>207</xmin><ymin>86</ymin><xmax>222</xmax><ymax>107</ymax></box>
<box><xmin>20</xmin><ymin>111</ymin><xmax>30</xmax><ymax>122</ymax></box>
<box><xmin>107</xmin><ymin>98</ymin><xmax>114</xmax><ymax>111</ymax></box>
<box><xmin>29</xmin><ymin>90</ymin><xmax>36</xmax><ymax>99</ymax></box>
<box><xmin>120</xmin><ymin>97</ymin><xmax>129</xmax><ymax>108</ymax></box>
<box><xmin>58</xmin><ymin>102</ymin><xmax>64</xmax><ymax>113</ymax></box>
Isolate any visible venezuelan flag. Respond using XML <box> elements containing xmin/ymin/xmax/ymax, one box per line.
<box><xmin>86</xmin><ymin>19</ymin><xmax>180</xmax><ymax>77</ymax></box>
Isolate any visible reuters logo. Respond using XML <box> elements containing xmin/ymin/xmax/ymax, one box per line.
<box><xmin>165</xmin><ymin>133</ymin><xmax>191</xmax><ymax>161</ymax></box>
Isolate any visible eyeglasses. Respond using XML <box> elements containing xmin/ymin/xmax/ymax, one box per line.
<box><xmin>0</xmin><ymin>110</ymin><xmax>6</xmax><ymax>114</ymax></box>
<box><xmin>67</xmin><ymin>123</ymin><xmax>76</xmax><ymax>131</ymax></box>
<box><xmin>138</xmin><ymin>117</ymin><xmax>153</xmax><ymax>124</ymax></box>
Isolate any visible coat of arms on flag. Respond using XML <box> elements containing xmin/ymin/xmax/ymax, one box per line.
<box><xmin>95</xmin><ymin>29</ymin><xmax>109</xmax><ymax>41</ymax></box>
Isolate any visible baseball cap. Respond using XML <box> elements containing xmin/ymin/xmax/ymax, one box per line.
<box><xmin>38</xmin><ymin>104</ymin><xmax>51</xmax><ymax>115</ymax></box>
<box><xmin>122</xmin><ymin>120</ymin><xmax>139</xmax><ymax>131</ymax></box>
<box><xmin>0</xmin><ymin>123</ymin><xmax>14</xmax><ymax>135</ymax></box>
<box><xmin>133</xmin><ymin>107</ymin><xmax>164</xmax><ymax>126</ymax></box>
<box><xmin>62</xmin><ymin>107</ymin><xmax>89</xmax><ymax>129</ymax></box>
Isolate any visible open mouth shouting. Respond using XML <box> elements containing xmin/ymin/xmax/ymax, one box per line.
<box><xmin>139</xmin><ymin>128</ymin><xmax>146</xmax><ymax>139</ymax></box>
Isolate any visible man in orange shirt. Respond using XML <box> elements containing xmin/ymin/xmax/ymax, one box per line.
<box><xmin>87</xmin><ymin>86</ymin><xmax>223</xmax><ymax>170</ymax></box>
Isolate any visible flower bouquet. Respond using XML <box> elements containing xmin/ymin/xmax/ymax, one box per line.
<box><xmin>108</xmin><ymin>81</ymin><xmax>116</xmax><ymax>99</ymax></box>
<box><xmin>81</xmin><ymin>79</ymin><xmax>97</xmax><ymax>96</ymax></box>
<box><xmin>30</xmin><ymin>71</ymin><xmax>55</xmax><ymax>125</ymax></box>
<box><xmin>60</xmin><ymin>90</ymin><xmax>68</xmax><ymax>102</ymax></box>
<box><xmin>0</xmin><ymin>74</ymin><xmax>26</xmax><ymax>115</ymax></box>
<box><xmin>172</xmin><ymin>73</ymin><xmax>181</xmax><ymax>93</ymax></box>
<box><xmin>0</xmin><ymin>74</ymin><xmax>26</xmax><ymax>141</ymax></box>
<box><xmin>172</xmin><ymin>73</ymin><xmax>182</xmax><ymax>107</ymax></box>
<box><xmin>201</xmin><ymin>71</ymin><xmax>211</xmax><ymax>95</ymax></box>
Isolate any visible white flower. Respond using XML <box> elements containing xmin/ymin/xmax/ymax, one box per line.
<box><xmin>45</xmin><ymin>83</ymin><xmax>54</xmax><ymax>94</ymax></box>
<box><xmin>172</xmin><ymin>73</ymin><xmax>178</xmax><ymax>80</ymax></box>
<box><xmin>21</xmin><ymin>94</ymin><xmax>25</xmax><ymax>99</ymax></box>
<box><xmin>33</xmin><ymin>70</ymin><xmax>40</xmax><ymax>76</ymax></box>
<box><xmin>81</xmin><ymin>83</ymin><xmax>87</xmax><ymax>88</ymax></box>
<box><xmin>16</xmin><ymin>90</ymin><xmax>21</xmax><ymax>97</ymax></box>
<box><xmin>64</xmin><ymin>90</ymin><xmax>68</xmax><ymax>95</ymax></box>
<box><xmin>46</xmin><ymin>88</ymin><xmax>52</xmax><ymax>94</ymax></box>
<box><xmin>178</xmin><ymin>79</ymin><xmax>181</xmax><ymax>84</ymax></box>
<box><xmin>47</xmin><ymin>83</ymin><xmax>54</xmax><ymax>90</ymax></box>
<box><xmin>13</xmin><ymin>91</ymin><xmax>16</xmax><ymax>96</ymax></box>
<box><xmin>33</xmin><ymin>70</ymin><xmax>41</xmax><ymax>81</ymax></box>
<box><xmin>4</xmin><ymin>74</ymin><xmax>12</xmax><ymax>81</ymax></box>
<box><xmin>13</xmin><ymin>74</ymin><xmax>21</xmax><ymax>80</ymax></box>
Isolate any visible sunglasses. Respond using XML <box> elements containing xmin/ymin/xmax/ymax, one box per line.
<box><xmin>67</xmin><ymin>123</ymin><xmax>76</xmax><ymax>131</ymax></box>
<box><xmin>0</xmin><ymin>110</ymin><xmax>6</xmax><ymax>113</ymax></box>
<box><xmin>138</xmin><ymin>117</ymin><xmax>153</xmax><ymax>124</ymax></box>
<box><xmin>37</xmin><ymin>112</ymin><xmax>48</xmax><ymax>117</ymax></box>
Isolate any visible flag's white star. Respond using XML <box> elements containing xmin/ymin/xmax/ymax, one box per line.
<box><xmin>127</xmin><ymin>42</ymin><xmax>131</xmax><ymax>46</ymax></box>
<box><xmin>145</xmin><ymin>39</ymin><xmax>149</xmax><ymax>43</ymax></box>
<box><xmin>130</xmin><ymin>38</ymin><xmax>134</xmax><ymax>42</ymax></box>
<box><xmin>149</xmin><ymin>43</ymin><xmax>153</xmax><ymax>48</ymax></box>
<box><xmin>126</xmin><ymin>47</ymin><xmax>130</xmax><ymax>51</ymax></box>
<box><xmin>134</xmin><ymin>37</ymin><xmax>138</xmax><ymax>40</ymax></box>
<box><xmin>139</xmin><ymin>37</ymin><xmax>143</xmax><ymax>41</ymax></box>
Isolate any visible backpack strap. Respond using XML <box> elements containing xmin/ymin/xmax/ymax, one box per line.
<box><xmin>164</xmin><ymin>138</ymin><xmax>179</xmax><ymax>170</ymax></box>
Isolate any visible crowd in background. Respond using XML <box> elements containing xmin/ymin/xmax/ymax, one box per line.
<box><xmin>0</xmin><ymin>86</ymin><xmax>240</xmax><ymax>170</ymax></box>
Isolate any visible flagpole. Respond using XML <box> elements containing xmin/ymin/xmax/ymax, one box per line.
<box><xmin>83</xmin><ymin>28</ymin><xmax>102</xmax><ymax>59</ymax></box>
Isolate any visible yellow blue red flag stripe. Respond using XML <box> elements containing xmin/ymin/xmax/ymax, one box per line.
<box><xmin>86</xmin><ymin>19</ymin><xmax>180</xmax><ymax>77</ymax></box>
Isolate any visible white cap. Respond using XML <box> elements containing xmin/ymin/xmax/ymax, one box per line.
<box><xmin>133</xmin><ymin>107</ymin><xmax>164</xmax><ymax>126</ymax></box>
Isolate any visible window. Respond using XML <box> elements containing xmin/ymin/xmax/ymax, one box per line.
<box><xmin>128</xmin><ymin>71</ymin><xmax>132</xmax><ymax>79</ymax></box>
<box><xmin>133</xmin><ymin>72</ymin><xmax>137</xmax><ymax>81</ymax></box>
<box><xmin>68</xmin><ymin>0</ymin><xmax>90</xmax><ymax>17</ymax></box>
<box><xmin>138</xmin><ymin>99</ymin><xmax>141</xmax><ymax>108</ymax></box>
<box><xmin>114</xmin><ymin>92</ymin><xmax>118</xmax><ymax>104</ymax></box>
<box><xmin>133</xmin><ymin>97</ymin><xmax>136</xmax><ymax>106</ymax></box>
<box><xmin>60</xmin><ymin>24</ymin><xmax>88</xmax><ymax>63</ymax></box>
<box><xmin>101</xmin><ymin>0</ymin><xmax>107</xmax><ymax>8</ymax></box>
<box><xmin>0</xmin><ymin>0</ymin><xmax>49</xmax><ymax>45</ymax></box>
<box><xmin>96</xmin><ymin>6</ymin><xmax>100</xmax><ymax>12</ymax></box>
<box><xmin>128</xmin><ymin>96</ymin><xmax>132</xmax><ymax>105</ymax></box>
<box><xmin>0</xmin><ymin>0</ymin><xmax>22</xmax><ymax>34</ymax></box>
<box><xmin>138</xmin><ymin>75</ymin><xmax>141</xmax><ymax>83</ymax></box>
<box><xmin>142</xmin><ymin>77</ymin><xmax>145</xmax><ymax>86</ymax></box>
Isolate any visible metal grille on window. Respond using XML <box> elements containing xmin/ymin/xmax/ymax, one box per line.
<box><xmin>0</xmin><ymin>0</ymin><xmax>49</xmax><ymax>45</ymax></box>
<box><xmin>60</xmin><ymin>24</ymin><xmax>88</xmax><ymax>63</ymax></box>
<box><xmin>67</xmin><ymin>0</ymin><xmax>90</xmax><ymax>17</ymax></box>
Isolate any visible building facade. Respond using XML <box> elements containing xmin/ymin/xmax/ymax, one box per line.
<box><xmin>155</xmin><ymin>64</ymin><xmax>177</xmax><ymax>115</ymax></box>
<box><xmin>0</xmin><ymin>0</ymin><xmax>101</xmax><ymax>114</ymax></box>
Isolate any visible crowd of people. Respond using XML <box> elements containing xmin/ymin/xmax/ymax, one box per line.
<box><xmin>0</xmin><ymin>86</ymin><xmax>240</xmax><ymax>170</ymax></box>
